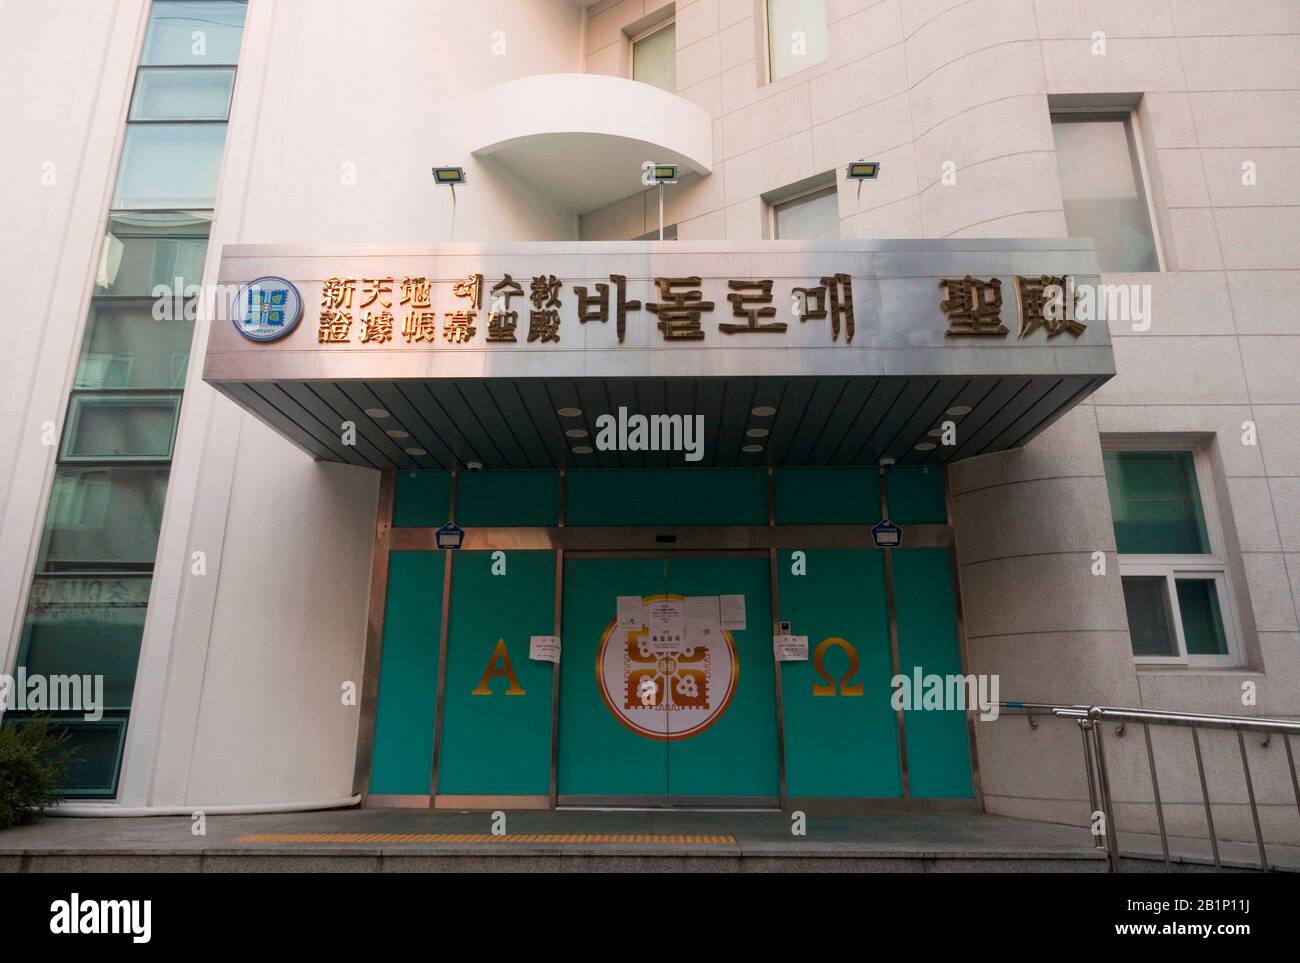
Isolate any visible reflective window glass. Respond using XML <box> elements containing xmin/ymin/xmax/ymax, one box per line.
<box><xmin>767</xmin><ymin>0</ymin><xmax>828</xmax><ymax>81</ymax></box>
<box><xmin>1104</xmin><ymin>451</ymin><xmax>1210</xmax><ymax>555</ymax></box>
<box><xmin>130</xmin><ymin>67</ymin><xmax>234</xmax><ymax>120</ymax></box>
<box><xmin>1121</xmin><ymin>576</ymin><xmax>1176</xmax><ymax>657</ymax></box>
<box><xmin>37</xmin><ymin>467</ymin><xmax>169</xmax><ymax>572</ymax></box>
<box><xmin>63</xmin><ymin>395</ymin><xmax>180</xmax><ymax>461</ymax></box>
<box><xmin>76</xmin><ymin>302</ymin><xmax>194</xmax><ymax>390</ymax></box>
<box><xmin>112</xmin><ymin>123</ymin><xmax>228</xmax><ymax>210</ymax></box>
<box><xmin>141</xmin><ymin>0</ymin><xmax>249</xmax><ymax>66</ymax></box>
<box><xmin>97</xmin><ymin>213</ymin><xmax>211</xmax><ymax>297</ymax></box>
<box><xmin>1051</xmin><ymin>115</ymin><xmax>1159</xmax><ymax>272</ymax></box>
<box><xmin>774</xmin><ymin>187</ymin><xmax>839</xmax><ymax>239</ymax></box>
<box><xmin>633</xmin><ymin>23</ymin><xmax>676</xmax><ymax>93</ymax></box>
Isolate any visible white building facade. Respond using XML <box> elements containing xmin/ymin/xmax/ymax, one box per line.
<box><xmin>1</xmin><ymin>0</ymin><xmax>1297</xmax><ymax>847</ymax></box>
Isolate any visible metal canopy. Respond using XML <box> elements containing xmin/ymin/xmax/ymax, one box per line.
<box><xmin>204</xmin><ymin>239</ymin><xmax>1115</xmax><ymax>471</ymax></box>
<box><xmin>212</xmin><ymin>373</ymin><xmax>1104</xmax><ymax>470</ymax></box>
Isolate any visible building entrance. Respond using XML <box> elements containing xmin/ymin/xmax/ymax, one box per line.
<box><xmin>557</xmin><ymin>554</ymin><xmax>778</xmax><ymax>807</ymax></box>
<box><xmin>362</xmin><ymin>466</ymin><xmax>976</xmax><ymax>811</ymax></box>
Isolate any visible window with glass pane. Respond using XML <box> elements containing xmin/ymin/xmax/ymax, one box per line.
<box><xmin>767</xmin><ymin>0</ymin><xmax>829</xmax><ymax>81</ymax></box>
<box><xmin>97</xmin><ymin>213</ymin><xmax>211</xmax><ymax>297</ymax></box>
<box><xmin>1</xmin><ymin>716</ymin><xmax>130</xmax><ymax>799</ymax></box>
<box><xmin>775</xmin><ymin>186</ymin><xmax>839</xmax><ymax>239</ymax></box>
<box><xmin>63</xmin><ymin>395</ymin><xmax>180</xmax><ymax>461</ymax></box>
<box><xmin>130</xmin><ymin>67</ymin><xmax>234</xmax><ymax>120</ymax></box>
<box><xmin>112</xmin><ymin>123</ymin><xmax>228</xmax><ymax>209</ymax></box>
<box><xmin>1176</xmin><ymin>578</ymin><xmax>1229</xmax><ymax>656</ymax></box>
<box><xmin>17</xmin><ymin>576</ymin><xmax>152</xmax><ymax>709</ymax></box>
<box><xmin>76</xmin><ymin>303</ymin><xmax>195</xmax><ymax>389</ymax></box>
<box><xmin>632</xmin><ymin>23</ymin><xmax>676</xmax><ymax>93</ymax></box>
<box><xmin>1051</xmin><ymin>115</ymin><xmax>1159</xmax><ymax>272</ymax></box>
<box><xmin>1103</xmin><ymin>450</ymin><xmax>1209</xmax><ymax>554</ymax></box>
<box><xmin>1121</xmin><ymin>576</ymin><xmax>1176</xmax><ymax>657</ymax></box>
<box><xmin>1104</xmin><ymin>446</ymin><xmax>1237</xmax><ymax>663</ymax></box>
<box><xmin>36</xmin><ymin>467</ymin><xmax>169</xmax><ymax>572</ymax></box>
<box><xmin>141</xmin><ymin>0</ymin><xmax>248</xmax><ymax>66</ymax></box>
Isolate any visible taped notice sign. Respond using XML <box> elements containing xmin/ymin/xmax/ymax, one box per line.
<box><xmin>773</xmin><ymin>635</ymin><xmax>809</xmax><ymax>661</ymax></box>
<box><xmin>529</xmin><ymin>635</ymin><xmax>560</xmax><ymax>663</ymax></box>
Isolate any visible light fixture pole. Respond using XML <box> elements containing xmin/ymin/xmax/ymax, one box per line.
<box><xmin>432</xmin><ymin>166</ymin><xmax>467</xmax><ymax>242</ymax></box>
<box><xmin>643</xmin><ymin>163</ymin><xmax>679</xmax><ymax>240</ymax></box>
<box><xmin>846</xmin><ymin>160</ymin><xmax>880</xmax><ymax>237</ymax></box>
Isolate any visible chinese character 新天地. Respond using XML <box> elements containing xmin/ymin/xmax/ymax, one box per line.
<box><xmin>400</xmin><ymin>275</ymin><xmax>432</xmax><ymax>309</ymax></box>
<box><xmin>360</xmin><ymin>277</ymin><xmax>393</xmax><ymax>309</ymax></box>
<box><xmin>321</xmin><ymin>277</ymin><xmax>355</xmax><ymax>309</ymax></box>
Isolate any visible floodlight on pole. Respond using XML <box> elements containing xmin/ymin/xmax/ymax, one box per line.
<box><xmin>433</xmin><ymin>167</ymin><xmax>467</xmax><ymax>241</ymax></box>
<box><xmin>642</xmin><ymin>162</ymin><xmax>679</xmax><ymax>240</ymax></box>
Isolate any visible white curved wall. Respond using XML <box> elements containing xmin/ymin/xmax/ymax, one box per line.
<box><xmin>129</xmin><ymin>0</ymin><xmax>589</xmax><ymax>808</ymax></box>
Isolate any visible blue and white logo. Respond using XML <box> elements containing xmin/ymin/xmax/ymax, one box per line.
<box><xmin>232</xmin><ymin>276</ymin><xmax>303</xmax><ymax>342</ymax></box>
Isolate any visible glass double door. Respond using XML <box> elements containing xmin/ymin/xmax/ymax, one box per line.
<box><xmin>557</xmin><ymin>554</ymin><xmax>779</xmax><ymax>807</ymax></box>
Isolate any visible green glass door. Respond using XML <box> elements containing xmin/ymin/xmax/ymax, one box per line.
<box><xmin>558</xmin><ymin>557</ymin><xmax>669</xmax><ymax>804</ymax></box>
<box><xmin>557</xmin><ymin>554</ymin><xmax>779</xmax><ymax>806</ymax></box>
<box><xmin>664</xmin><ymin>555</ymin><xmax>778</xmax><ymax>803</ymax></box>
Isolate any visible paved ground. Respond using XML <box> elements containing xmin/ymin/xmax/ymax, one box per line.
<box><xmin>0</xmin><ymin>808</ymin><xmax>1293</xmax><ymax>872</ymax></box>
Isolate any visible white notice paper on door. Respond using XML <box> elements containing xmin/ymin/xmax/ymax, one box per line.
<box><xmin>720</xmin><ymin>594</ymin><xmax>746</xmax><ymax>631</ymax></box>
<box><xmin>648</xmin><ymin>598</ymin><xmax>685</xmax><ymax>652</ymax></box>
<box><xmin>530</xmin><ymin>635</ymin><xmax>561</xmax><ymax>663</ymax></box>
<box><xmin>616</xmin><ymin>595</ymin><xmax>643</xmax><ymax>632</ymax></box>
<box><xmin>684</xmin><ymin>596</ymin><xmax>721</xmax><ymax>647</ymax></box>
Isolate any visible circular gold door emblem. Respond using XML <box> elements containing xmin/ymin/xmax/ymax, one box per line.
<box><xmin>595</xmin><ymin>594</ymin><xmax>739</xmax><ymax>740</ymax></box>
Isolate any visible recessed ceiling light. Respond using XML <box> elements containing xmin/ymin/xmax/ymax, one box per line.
<box><xmin>914</xmin><ymin>442</ymin><xmax>937</xmax><ymax>451</ymax></box>
<box><xmin>404</xmin><ymin>447</ymin><xmax>426</xmax><ymax>456</ymax></box>
<box><xmin>751</xmin><ymin>405</ymin><xmax>777</xmax><ymax>417</ymax></box>
<box><xmin>745</xmin><ymin>427</ymin><xmax>769</xmax><ymax>438</ymax></box>
<box><xmin>557</xmin><ymin>407</ymin><xmax>582</xmax><ymax>417</ymax></box>
<box><xmin>572</xmin><ymin>445</ymin><xmax>593</xmax><ymax>454</ymax></box>
<box><xmin>742</xmin><ymin>444</ymin><xmax>764</xmax><ymax>453</ymax></box>
<box><xmin>466</xmin><ymin>460</ymin><xmax>483</xmax><ymax>470</ymax></box>
<box><xmin>365</xmin><ymin>408</ymin><xmax>389</xmax><ymax>418</ymax></box>
<box><xmin>386</xmin><ymin>429</ymin><xmax>410</xmax><ymax>439</ymax></box>
<box><xmin>566</xmin><ymin>428</ymin><xmax>589</xmax><ymax>438</ymax></box>
<box><xmin>927</xmin><ymin>427</ymin><xmax>944</xmax><ymax>437</ymax></box>
<box><xmin>946</xmin><ymin>405</ymin><xmax>971</xmax><ymax>417</ymax></box>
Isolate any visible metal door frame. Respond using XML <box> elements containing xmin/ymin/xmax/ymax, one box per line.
<box><xmin>357</xmin><ymin>467</ymin><xmax>977</xmax><ymax>813</ymax></box>
<box><xmin>556</xmin><ymin>549</ymin><xmax>781</xmax><ymax>811</ymax></box>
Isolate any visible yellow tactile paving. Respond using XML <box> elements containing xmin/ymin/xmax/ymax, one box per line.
<box><xmin>236</xmin><ymin>832</ymin><xmax>735</xmax><ymax>845</ymax></box>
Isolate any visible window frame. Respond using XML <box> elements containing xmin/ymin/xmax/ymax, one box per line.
<box><xmin>629</xmin><ymin>18</ymin><xmax>676</xmax><ymax>94</ymax></box>
<box><xmin>1049</xmin><ymin>109</ymin><xmax>1166</xmax><ymax>272</ymax></box>
<box><xmin>763</xmin><ymin>0</ymin><xmax>830</xmax><ymax>85</ymax></box>
<box><xmin>61</xmin><ymin>392</ymin><xmax>182</xmax><ymax>464</ymax></box>
<box><xmin>770</xmin><ymin>182</ymin><xmax>839</xmax><ymax>240</ymax></box>
<box><xmin>1104</xmin><ymin>437</ymin><xmax>1243</xmax><ymax>667</ymax></box>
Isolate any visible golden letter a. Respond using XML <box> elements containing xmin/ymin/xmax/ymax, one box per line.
<box><xmin>472</xmin><ymin>639</ymin><xmax>526</xmax><ymax>695</ymax></box>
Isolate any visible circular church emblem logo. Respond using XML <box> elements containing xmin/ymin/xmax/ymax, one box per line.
<box><xmin>595</xmin><ymin>594</ymin><xmax>738</xmax><ymax>740</ymax></box>
<box><xmin>231</xmin><ymin>276</ymin><xmax>303</xmax><ymax>342</ymax></box>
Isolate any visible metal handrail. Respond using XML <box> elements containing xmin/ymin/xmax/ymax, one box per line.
<box><xmin>996</xmin><ymin>702</ymin><xmax>1300</xmax><ymax>872</ymax></box>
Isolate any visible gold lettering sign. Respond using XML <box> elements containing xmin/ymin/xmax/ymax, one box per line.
<box><xmin>471</xmin><ymin>639</ymin><xmax>526</xmax><ymax>696</ymax></box>
<box><xmin>811</xmin><ymin>636</ymin><xmax>864</xmax><ymax>697</ymax></box>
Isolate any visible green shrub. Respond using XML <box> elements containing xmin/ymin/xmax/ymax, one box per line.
<box><xmin>0</xmin><ymin>717</ymin><xmax>77</xmax><ymax>829</ymax></box>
